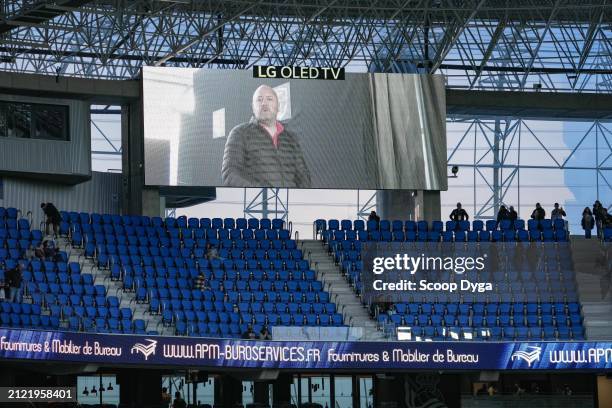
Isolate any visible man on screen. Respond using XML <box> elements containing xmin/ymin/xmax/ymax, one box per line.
<box><xmin>221</xmin><ymin>84</ymin><xmax>311</xmax><ymax>188</ymax></box>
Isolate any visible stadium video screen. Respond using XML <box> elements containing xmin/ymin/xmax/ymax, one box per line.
<box><xmin>142</xmin><ymin>67</ymin><xmax>447</xmax><ymax>190</ymax></box>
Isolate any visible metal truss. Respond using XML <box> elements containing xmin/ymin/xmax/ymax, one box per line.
<box><xmin>357</xmin><ymin>190</ymin><xmax>377</xmax><ymax>220</ymax></box>
<box><xmin>447</xmin><ymin>117</ymin><xmax>612</xmax><ymax>219</ymax></box>
<box><xmin>243</xmin><ymin>188</ymin><xmax>288</xmax><ymax>221</ymax></box>
<box><xmin>0</xmin><ymin>1</ymin><xmax>610</xmax><ymax>92</ymax></box>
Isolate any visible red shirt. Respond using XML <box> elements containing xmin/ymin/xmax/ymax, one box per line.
<box><xmin>261</xmin><ymin>121</ymin><xmax>284</xmax><ymax>148</ymax></box>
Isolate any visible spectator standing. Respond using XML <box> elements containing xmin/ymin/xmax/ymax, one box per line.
<box><xmin>508</xmin><ymin>206</ymin><xmax>518</xmax><ymax>222</ymax></box>
<box><xmin>582</xmin><ymin>207</ymin><xmax>595</xmax><ymax>239</ymax></box>
<box><xmin>161</xmin><ymin>387</ymin><xmax>171</xmax><ymax>408</ymax></box>
<box><xmin>550</xmin><ymin>203</ymin><xmax>566</xmax><ymax>220</ymax></box>
<box><xmin>368</xmin><ymin>211</ymin><xmax>380</xmax><ymax>225</ymax></box>
<box><xmin>41</xmin><ymin>202</ymin><xmax>61</xmax><ymax>237</ymax></box>
<box><xmin>495</xmin><ymin>205</ymin><xmax>509</xmax><ymax>227</ymax></box>
<box><xmin>530</xmin><ymin>203</ymin><xmax>546</xmax><ymax>221</ymax></box>
<box><xmin>172</xmin><ymin>391</ymin><xmax>187</xmax><ymax>408</ymax></box>
<box><xmin>6</xmin><ymin>264</ymin><xmax>23</xmax><ymax>303</ymax></box>
<box><xmin>450</xmin><ymin>202</ymin><xmax>469</xmax><ymax>221</ymax></box>
<box><xmin>593</xmin><ymin>200</ymin><xmax>604</xmax><ymax>237</ymax></box>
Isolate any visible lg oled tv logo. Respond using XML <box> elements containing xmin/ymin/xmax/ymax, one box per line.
<box><xmin>130</xmin><ymin>339</ymin><xmax>158</xmax><ymax>361</ymax></box>
<box><xmin>511</xmin><ymin>346</ymin><xmax>542</xmax><ymax>367</ymax></box>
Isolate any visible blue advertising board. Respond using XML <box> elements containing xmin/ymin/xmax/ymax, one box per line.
<box><xmin>0</xmin><ymin>329</ymin><xmax>611</xmax><ymax>371</ymax></box>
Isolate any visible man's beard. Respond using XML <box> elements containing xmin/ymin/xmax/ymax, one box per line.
<box><xmin>257</xmin><ymin>113</ymin><xmax>276</xmax><ymax>127</ymax></box>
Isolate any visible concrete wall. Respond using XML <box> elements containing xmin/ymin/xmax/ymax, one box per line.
<box><xmin>0</xmin><ymin>171</ymin><xmax>121</xmax><ymax>227</ymax></box>
<box><xmin>0</xmin><ymin>93</ymin><xmax>91</xmax><ymax>180</ymax></box>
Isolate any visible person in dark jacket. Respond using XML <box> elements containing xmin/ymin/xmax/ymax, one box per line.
<box><xmin>172</xmin><ymin>391</ymin><xmax>187</xmax><ymax>408</ymax></box>
<box><xmin>368</xmin><ymin>211</ymin><xmax>380</xmax><ymax>224</ymax></box>
<box><xmin>582</xmin><ymin>207</ymin><xmax>595</xmax><ymax>238</ymax></box>
<box><xmin>508</xmin><ymin>206</ymin><xmax>518</xmax><ymax>222</ymax></box>
<box><xmin>450</xmin><ymin>202</ymin><xmax>469</xmax><ymax>221</ymax></box>
<box><xmin>593</xmin><ymin>200</ymin><xmax>605</xmax><ymax>238</ymax></box>
<box><xmin>241</xmin><ymin>324</ymin><xmax>257</xmax><ymax>340</ymax></box>
<box><xmin>530</xmin><ymin>203</ymin><xmax>546</xmax><ymax>221</ymax></box>
<box><xmin>495</xmin><ymin>205</ymin><xmax>508</xmax><ymax>227</ymax></box>
<box><xmin>551</xmin><ymin>203</ymin><xmax>566</xmax><ymax>221</ymax></box>
<box><xmin>6</xmin><ymin>264</ymin><xmax>23</xmax><ymax>303</ymax></box>
<box><xmin>221</xmin><ymin>85</ymin><xmax>311</xmax><ymax>188</ymax></box>
<box><xmin>41</xmin><ymin>202</ymin><xmax>61</xmax><ymax>237</ymax></box>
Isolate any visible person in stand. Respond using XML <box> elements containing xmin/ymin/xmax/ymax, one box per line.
<box><xmin>550</xmin><ymin>203</ymin><xmax>566</xmax><ymax>221</ymax></box>
<box><xmin>582</xmin><ymin>207</ymin><xmax>595</xmax><ymax>239</ymax></box>
<box><xmin>241</xmin><ymin>324</ymin><xmax>257</xmax><ymax>340</ymax></box>
<box><xmin>161</xmin><ymin>387</ymin><xmax>171</xmax><ymax>407</ymax></box>
<box><xmin>34</xmin><ymin>241</ymin><xmax>46</xmax><ymax>260</ymax></box>
<box><xmin>508</xmin><ymin>206</ymin><xmax>518</xmax><ymax>222</ymax></box>
<box><xmin>0</xmin><ymin>274</ymin><xmax>6</xmax><ymax>301</ymax></box>
<box><xmin>593</xmin><ymin>200</ymin><xmax>604</xmax><ymax>238</ymax></box>
<box><xmin>41</xmin><ymin>202</ymin><xmax>61</xmax><ymax>237</ymax></box>
<box><xmin>206</xmin><ymin>243</ymin><xmax>221</xmax><ymax>261</ymax></box>
<box><xmin>386</xmin><ymin>304</ymin><xmax>397</xmax><ymax>316</ymax></box>
<box><xmin>476</xmin><ymin>384</ymin><xmax>488</xmax><ymax>396</ymax></box>
<box><xmin>450</xmin><ymin>202</ymin><xmax>469</xmax><ymax>221</ymax></box>
<box><xmin>6</xmin><ymin>264</ymin><xmax>23</xmax><ymax>303</ymax></box>
<box><xmin>259</xmin><ymin>326</ymin><xmax>272</xmax><ymax>340</ymax></box>
<box><xmin>513</xmin><ymin>383</ymin><xmax>525</xmax><ymax>395</ymax></box>
<box><xmin>172</xmin><ymin>391</ymin><xmax>187</xmax><ymax>408</ymax></box>
<box><xmin>368</xmin><ymin>211</ymin><xmax>380</xmax><ymax>225</ymax></box>
<box><xmin>194</xmin><ymin>272</ymin><xmax>208</xmax><ymax>291</ymax></box>
<box><xmin>495</xmin><ymin>205</ymin><xmax>509</xmax><ymax>227</ymax></box>
<box><xmin>43</xmin><ymin>240</ymin><xmax>60</xmax><ymax>261</ymax></box>
<box><xmin>530</xmin><ymin>203</ymin><xmax>546</xmax><ymax>221</ymax></box>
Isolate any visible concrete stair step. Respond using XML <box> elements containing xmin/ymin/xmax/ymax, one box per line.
<box><xmin>302</xmin><ymin>239</ymin><xmax>380</xmax><ymax>336</ymax></box>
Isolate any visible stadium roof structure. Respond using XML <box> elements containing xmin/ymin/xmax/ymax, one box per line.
<box><xmin>0</xmin><ymin>0</ymin><xmax>610</xmax><ymax>92</ymax></box>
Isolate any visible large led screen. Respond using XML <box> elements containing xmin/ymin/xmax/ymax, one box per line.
<box><xmin>143</xmin><ymin>67</ymin><xmax>447</xmax><ymax>190</ymax></box>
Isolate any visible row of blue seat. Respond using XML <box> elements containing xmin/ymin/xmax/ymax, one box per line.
<box><xmin>0</xmin><ymin>207</ymin><xmax>20</xmax><ymax>219</ymax></box>
<box><xmin>379</xmin><ymin>313</ymin><xmax>582</xmax><ymax>328</ymax></box>
<box><xmin>25</xmin><ymin>281</ymin><xmax>106</xmax><ymax>296</ymax></box>
<box><xmin>73</xmin><ymin>227</ymin><xmax>292</xmax><ymax>242</ymax></box>
<box><xmin>389</xmin><ymin>301</ymin><xmax>580</xmax><ymax>315</ymax></box>
<box><xmin>391</xmin><ymin>325</ymin><xmax>583</xmax><ymax>341</ymax></box>
<box><xmin>114</xmin><ymin>265</ymin><xmax>317</xmax><ymax>281</ymax></box>
<box><xmin>0</xmin><ymin>229</ymin><xmax>41</xmax><ymax>241</ymax></box>
<box><xmin>163</xmin><ymin>310</ymin><xmax>344</xmax><ymax>327</ymax></box>
<box><xmin>176</xmin><ymin>322</ymin><xmax>262</xmax><ymax>338</ymax></box>
<box><xmin>87</xmin><ymin>246</ymin><xmax>301</xmax><ymax>264</ymax></box>
<box><xmin>326</xmin><ymin>229</ymin><xmax>568</xmax><ymax>243</ymax></box>
<box><xmin>92</xmin><ymin>244</ymin><xmax>303</xmax><ymax>260</ymax></box>
<box><xmin>27</xmin><ymin>293</ymin><xmax>116</xmax><ymax>309</ymax></box>
<box><xmin>61</xmin><ymin>212</ymin><xmax>286</xmax><ymax>230</ymax></box>
<box><xmin>148</xmin><ymin>299</ymin><xmax>337</xmax><ymax>315</ymax></box>
<box><xmin>144</xmin><ymin>288</ymin><xmax>330</xmax><ymax>304</ymax></box>
<box><xmin>48</xmin><ymin>304</ymin><xmax>130</xmax><ymax>320</ymax></box>
<box><xmin>128</xmin><ymin>276</ymin><xmax>323</xmax><ymax>293</ymax></box>
<box><xmin>316</xmin><ymin>218</ymin><xmax>567</xmax><ymax>234</ymax></box>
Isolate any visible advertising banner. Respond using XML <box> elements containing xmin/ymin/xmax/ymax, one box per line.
<box><xmin>1</xmin><ymin>329</ymin><xmax>611</xmax><ymax>371</ymax></box>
